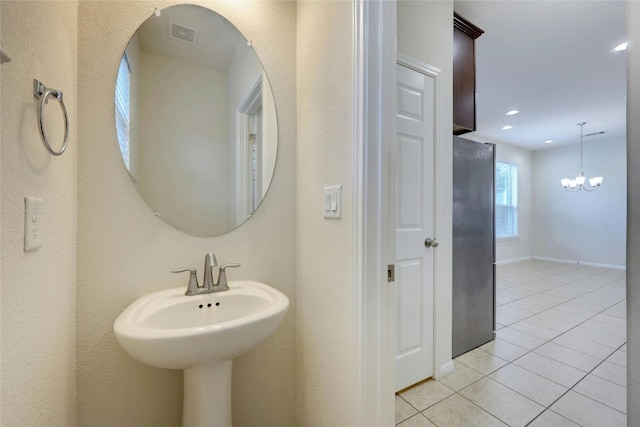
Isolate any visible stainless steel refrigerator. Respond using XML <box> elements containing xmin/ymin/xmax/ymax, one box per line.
<box><xmin>452</xmin><ymin>136</ymin><xmax>496</xmax><ymax>358</ymax></box>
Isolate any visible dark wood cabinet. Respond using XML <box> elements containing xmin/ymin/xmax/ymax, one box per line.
<box><xmin>453</xmin><ymin>12</ymin><xmax>484</xmax><ymax>135</ymax></box>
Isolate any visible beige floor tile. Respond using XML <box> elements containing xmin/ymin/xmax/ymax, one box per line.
<box><xmin>546</xmin><ymin>264</ymin><xmax>581</xmax><ymax>275</ymax></box>
<box><xmin>534</xmin><ymin>342</ymin><xmax>601</xmax><ymax>372</ymax></box>
<box><xmin>598</xmin><ymin>269</ymin><xmax>626</xmax><ymax>279</ymax></box>
<box><xmin>592</xmin><ymin>313</ymin><xmax>627</xmax><ymax>328</ymax></box>
<box><xmin>397</xmin><ymin>413</ymin><xmax>436</xmax><ymax>427</ymax></box>
<box><xmin>581</xmin><ymin>318</ymin><xmax>626</xmax><ymax>339</ymax></box>
<box><xmin>499</xmin><ymin>287</ymin><xmax>538</xmax><ymax>300</ymax></box>
<box><xmin>496</xmin><ymin>312</ymin><xmax>520</xmax><ymax>326</ymax></box>
<box><xmin>499</xmin><ymin>271</ymin><xmax>533</xmax><ymax>283</ymax></box>
<box><xmin>518</xmin><ymin>294</ymin><xmax>565</xmax><ymax>310</ymax></box>
<box><xmin>550</xmin><ymin>303</ymin><xmax>597</xmax><ymax>319</ymax></box>
<box><xmin>496</xmin><ymin>295</ymin><xmax>514</xmax><ymax>306</ymax></box>
<box><xmin>513</xmin><ymin>352</ymin><xmax>586</xmax><ymax>388</ymax></box>
<box><xmin>591</xmin><ymin>284</ymin><xmax>626</xmax><ymax>302</ymax></box>
<box><xmin>528</xmin><ymin>410</ymin><xmax>581</xmax><ymax>427</ymax></box>
<box><xmin>563</xmin><ymin>296</ymin><xmax>615</xmax><ymax>312</ymax></box>
<box><xmin>574</xmin><ymin>374</ymin><xmax>627</xmax><ymax>412</ymax></box>
<box><xmin>553</xmin><ymin>269</ymin><xmax>601</xmax><ymax>283</ymax></box>
<box><xmin>496</xmin><ymin>279</ymin><xmax>520</xmax><ymax>290</ymax></box>
<box><xmin>551</xmin><ymin>333</ymin><xmax>617</xmax><ymax>359</ymax></box>
<box><xmin>504</xmin><ymin>300</ymin><xmax>547</xmax><ymax>314</ymax></box>
<box><xmin>543</xmin><ymin>286</ymin><xmax>587</xmax><ymax>299</ymax></box>
<box><xmin>480</xmin><ymin>338</ymin><xmax>528</xmax><ymax>362</ymax></box>
<box><xmin>551</xmin><ymin>391</ymin><xmax>627</xmax><ymax>427</ymax></box>
<box><xmin>518</xmin><ymin>279</ymin><xmax>562</xmax><ymax>293</ymax></box>
<box><xmin>566</xmin><ymin>325</ymin><xmax>626</xmax><ymax>348</ymax></box>
<box><xmin>497</xmin><ymin>305</ymin><xmax>535</xmax><ymax>320</ymax></box>
<box><xmin>545</xmin><ymin>307</ymin><xmax>593</xmax><ymax>323</ymax></box>
<box><xmin>592</xmin><ymin>360</ymin><xmax>627</xmax><ymax>387</ymax></box>
<box><xmin>455</xmin><ymin>348</ymin><xmax>509</xmax><ymax>375</ymax></box>
<box><xmin>459</xmin><ymin>377</ymin><xmax>544</xmax><ymax>426</ymax></box>
<box><xmin>395</xmin><ymin>395</ymin><xmax>418</xmax><ymax>424</ymax></box>
<box><xmin>525</xmin><ymin>313</ymin><xmax>578</xmax><ymax>332</ymax></box>
<box><xmin>399</xmin><ymin>379</ymin><xmax>454</xmax><ymax>411</ymax></box>
<box><xmin>496</xmin><ymin>327</ymin><xmax>546</xmax><ymax>350</ymax></box>
<box><xmin>602</xmin><ymin>301</ymin><xmax>626</xmax><ymax>319</ymax></box>
<box><xmin>422</xmin><ymin>394</ymin><xmax>507</xmax><ymax>427</ymax></box>
<box><xmin>606</xmin><ymin>349</ymin><xmax>627</xmax><ymax>368</ymax></box>
<box><xmin>421</xmin><ymin>262</ymin><xmax>629</xmax><ymax>427</ymax></box>
<box><xmin>508</xmin><ymin>320</ymin><xmax>562</xmax><ymax>341</ymax></box>
<box><xmin>438</xmin><ymin>360</ymin><xmax>484</xmax><ymax>391</ymax></box>
<box><xmin>488</xmin><ymin>364</ymin><xmax>568</xmax><ymax>407</ymax></box>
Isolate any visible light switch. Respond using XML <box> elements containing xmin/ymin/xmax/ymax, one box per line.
<box><xmin>24</xmin><ymin>197</ymin><xmax>43</xmax><ymax>251</ymax></box>
<box><xmin>323</xmin><ymin>185</ymin><xmax>342</xmax><ymax>219</ymax></box>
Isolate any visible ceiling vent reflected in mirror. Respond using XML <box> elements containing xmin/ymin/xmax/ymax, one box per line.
<box><xmin>169</xmin><ymin>21</ymin><xmax>198</xmax><ymax>45</ymax></box>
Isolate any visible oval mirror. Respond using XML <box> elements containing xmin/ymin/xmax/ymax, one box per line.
<box><xmin>115</xmin><ymin>4</ymin><xmax>278</xmax><ymax>237</ymax></box>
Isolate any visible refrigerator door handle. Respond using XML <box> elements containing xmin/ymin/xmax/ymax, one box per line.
<box><xmin>424</xmin><ymin>237</ymin><xmax>439</xmax><ymax>248</ymax></box>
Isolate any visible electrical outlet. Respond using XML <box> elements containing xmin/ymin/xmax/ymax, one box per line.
<box><xmin>24</xmin><ymin>197</ymin><xmax>43</xmax><ymax>251</ymax></box>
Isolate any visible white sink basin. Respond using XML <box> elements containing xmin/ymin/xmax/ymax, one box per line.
<box><xmin>114</xmin><ymin>280</ymin><xmax>289</xmax><ymax>369</ymax></box>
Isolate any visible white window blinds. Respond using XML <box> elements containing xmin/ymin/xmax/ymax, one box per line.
<box><xmin>115</xmin><ymin>53</ymin><xmax>131</xmax><ymax>171</ymax></box>
<box><xmin>495</xmin><ymin>162</ymin><xmax>518</xmax><ymax>238</ymax></box>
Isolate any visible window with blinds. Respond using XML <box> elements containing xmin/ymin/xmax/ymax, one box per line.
<box><xmin>495</xmin><ymin>162</ymin><xmax>518</xmax><ymax>238</ymax></box>
<box><xmin>115</xmin><ymin>53</ymin><xmax>131</xmax><ymax>172</ymax></box>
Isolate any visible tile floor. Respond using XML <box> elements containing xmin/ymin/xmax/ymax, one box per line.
<box><xmin>395</xmin><ymin>260</ymin><xmax>627</xmax><ymax>427</ymax></box>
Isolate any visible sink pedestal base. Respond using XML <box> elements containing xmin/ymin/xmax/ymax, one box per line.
<box><xmin>183</xmin><ymin>360</ymin><xmax>233</xmax><ymax>427</ymax></box>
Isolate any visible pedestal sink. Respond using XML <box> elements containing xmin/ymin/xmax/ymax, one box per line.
<box><xmin>113</xmin><ymin>281</ymin><xmax>289</xmax><ymax>427</ymax></box>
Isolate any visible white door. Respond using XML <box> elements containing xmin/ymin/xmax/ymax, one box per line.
<box><xmin>395</xmin><ymin>62</ymin><xmax>436</xmax><ymax>391</ymax></box>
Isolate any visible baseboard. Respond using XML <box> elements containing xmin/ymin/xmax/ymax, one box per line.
<box><xmin>532</xmin><ymin>256</ymin><xmax>626</xmax><ymax>271</ymax></box>
<box><xmin>495</xmin><ymin>256</ymin><xmax>534</xmax><ymax>266</ymax></box>
<box><xmin>435</xmin><ymin>360</ymin><xmax>455</xmax><ymax>380</ymax></box>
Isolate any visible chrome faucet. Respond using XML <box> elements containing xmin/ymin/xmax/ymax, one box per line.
<box><xmin>202</xmin><ymin>252</ymin><xmax>217</xmax><ymax>291</ymax></box>
<box><xmin>172</xmin><ymin>252</ymin><xmax>240</xmax><ymax>296</ymax></box>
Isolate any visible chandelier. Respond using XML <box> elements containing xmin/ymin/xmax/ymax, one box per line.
<box><xmin>560</xmin><ymin>122</ymin><xmax>603</xmax><ymax>192</ymax></box>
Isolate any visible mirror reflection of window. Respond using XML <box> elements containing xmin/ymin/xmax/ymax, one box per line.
<box><xmin>115</xmin><ymin>53</ymin><xmax>132</xmax><ymax>172</ymax></box>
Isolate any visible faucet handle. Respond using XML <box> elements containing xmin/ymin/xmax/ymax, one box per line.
<box><xmin>172</xmin><ymin>268</ymin><xmax>200</xmax><ymax>295</ymax></box>
<box><xmin>216</xmin><ymin>263</ymin><xmax>241</xmax><ymax>290</ymax></box>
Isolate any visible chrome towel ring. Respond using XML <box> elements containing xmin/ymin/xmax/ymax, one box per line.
<box><xmin>33</xmin><ymin>79</ymin><xmax>69</xmax><ymax>156</ymax></box>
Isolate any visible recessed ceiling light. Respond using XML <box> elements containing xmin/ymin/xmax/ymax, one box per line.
<box><xmin>544</xmin><ymin>140</ymin><xmax>554</xmax><ymax>144</ymax></box>
<box><xmin>613</xmin><ymin>42</ymin><xmax>628</xmax><ymax>52</ymax></box>
<box><xmin>506</xmin><ymin>110</ymin><xmax>519</xmax><ymax>116</ymax></box>
<box><xmin>501</xmin><ymin>125</ymin><xmax>512</xmax><ymax>130</ymax></box>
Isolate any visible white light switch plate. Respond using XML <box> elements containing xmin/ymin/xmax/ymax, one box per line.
<box><xmin>24</xmin><ymin>197</ymin><xmax>43</xmax><ymax>251</ymax></box>
<box><xmin>323</xmin><ymin>185</ymin><xmax>342</xmax><ymax>219</ymax></box>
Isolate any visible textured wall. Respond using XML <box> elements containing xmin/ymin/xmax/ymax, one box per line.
<box><xmin>296</xmin><ymin>1</ymin><xmax>355</xmax><ymax>424</ymax></box>
<box><xmin>137</xmin><ymin>52</ymin><xmax>229</xmax><ymax>235</ymax></box>
<box><xmin>627</xmin><ymin>0</ymin><xmax>639</xmax><ymax>423</ymax></box>
<box><xmin>76</xmin><ymin>1</ymin><xmax>296</xmax><ymax>426</ymax></box>
<box><xmin>0</xmin><ymin>1</ymin><xmax>78</xmax><ymax>425</ymax></box>
<box><xmin>533</xmin><ymin>137</ymin><xmax>627</xmax><ymax>267</ymax></box>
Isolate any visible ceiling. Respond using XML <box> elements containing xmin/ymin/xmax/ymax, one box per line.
<box><xmin>454</xmin><ymin>0</ymin><xmax>627</xmax><ymax>151</ymax></box>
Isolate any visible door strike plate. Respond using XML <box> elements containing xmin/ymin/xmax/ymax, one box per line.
<box><xmin>387</xmin><ymin>264</ymin><xmax>395</xmax><ymax>282</ymax></box>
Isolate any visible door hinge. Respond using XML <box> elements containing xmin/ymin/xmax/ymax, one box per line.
<box><xmin>387</xmin><ymin>264</ymin><xmax>395</xmax><ymax>283</ymax></box>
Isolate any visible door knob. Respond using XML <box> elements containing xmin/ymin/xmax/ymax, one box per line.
<box><xmin>424</xmin><ymin>238</ymin><xmax>439</xmax><ymax>248</ymax></box>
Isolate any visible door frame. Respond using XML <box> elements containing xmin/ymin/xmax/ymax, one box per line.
<box><xmin>236</xmin><ymin>76</ymin><xmax>263</xmax><ymax>224</ymax></box>
<box><xmin>352</xmin><ymin>1</ymin><xmax>397</xmax><ymax>425</ymax></box>
<box><xmin>395</xmin><ymin>54</ymin><xmax>442</xmax><ymax>390</ymax></box>
<box><xmin>353</xmin><ymin>1</ymin><xmax>453</xmax><ymax>424</ymax></box>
